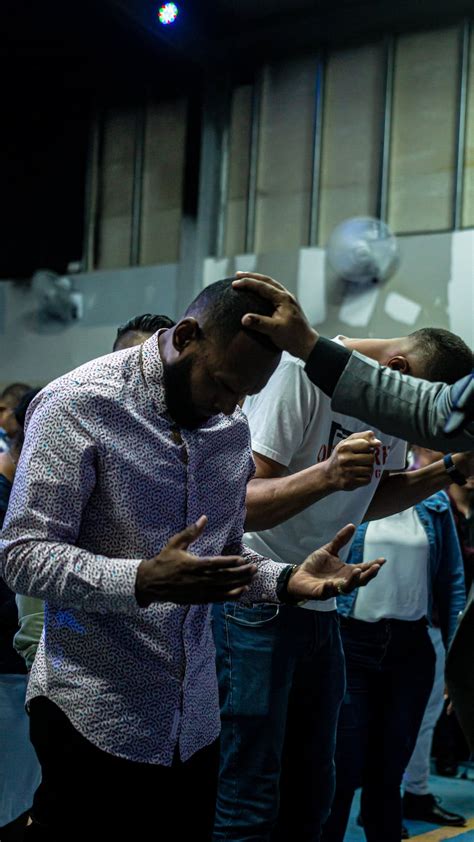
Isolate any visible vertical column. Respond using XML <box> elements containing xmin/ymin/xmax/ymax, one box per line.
<box><xmin>81</xmin><ymin>110</ymin><xmax>101</xmax><ymax>272</ymax></box>
<box><xmin>244</xmin><ymin>72</ymin><xmax>263</xmax><ymax>254</ymax></box>
<box><xmin>130</xmin><ymin>103</ymin><xmax>146</xmax><ymax>266</ymax></box>
<box><xmin>377</xmin><ymin>36</ymin><xmax>395</xmax><ymax>223</ymax></box>
<box><xmin>308</xmin><ymin>55</ymin><xmax>325</xmax><ymax>246</ymax></box>
<box><xmin>176</xmin><ymin>78</ymin><xmax>230</xmax><ymax>315</ymax></box>
<box><xmin>453</xmin><ymin>20</ymin><xmax>471</xmax><ymax>230</ymax></box>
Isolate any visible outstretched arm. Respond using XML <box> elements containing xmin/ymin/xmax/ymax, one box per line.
<box><xmin>365</xmin><ymin>452</ymin><xmax>474</xmax><ymax>521</ymax></box>
<box><xmin>232</xmin><ymin>272</ymin><xmax>474</xmax><ymax>451</ymax></box>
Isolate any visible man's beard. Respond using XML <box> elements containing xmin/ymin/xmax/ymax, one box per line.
<box><xmin>162</xmin><ymin>356</ymin><xmax>204</xmax><ymax>430</ymax></box>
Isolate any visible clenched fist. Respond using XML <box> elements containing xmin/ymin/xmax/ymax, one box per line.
<box><xmin>323</xmin><ymin>431</ymin><xmax>381</xmax><ymax>491</ymax></box>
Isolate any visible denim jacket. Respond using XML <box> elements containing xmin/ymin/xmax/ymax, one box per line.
<box><xmin>337</xmin><ymin>490</ymin><xmax>466</xmax><ymax>649</ymax></box>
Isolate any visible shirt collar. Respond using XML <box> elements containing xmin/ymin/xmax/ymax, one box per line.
<box><xmin>139</xmin><ymin>332</ymin><xmax>168</xmax><ymax>417</ymax></box>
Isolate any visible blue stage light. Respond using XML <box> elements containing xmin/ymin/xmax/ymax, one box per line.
<box><xmin>158</xmin><ymin>3</ymin><xmax>179</xmax><ymax>25</ymax></box>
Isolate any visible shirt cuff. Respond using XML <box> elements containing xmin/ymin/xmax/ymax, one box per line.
<box><xmin>276</xmin><ymin>564</ymin><xmax>299</xmax><ymax>605</ymax></box>
<box><xmin>304</xmin><ymin>338</ymin><xmax>351</xmax><ymax>397</ymax></box>
<box><xmin>82</xmin><ymin>557</ymin><xmax>143</xmax><ymax>613</ymax></box>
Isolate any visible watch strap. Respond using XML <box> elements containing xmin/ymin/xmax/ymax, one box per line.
<box><xmin>443</xmin><ymin>453</ymin><xmax>467</xmax><ymax>486</ymax></box>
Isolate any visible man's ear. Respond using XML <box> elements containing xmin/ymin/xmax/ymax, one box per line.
<box><xmin>386</xmin><ymin>354</ymin><xmax>410</xmax><ymax>374</ymax></box>
<box><xmin>173</xmin><ymin>318</ymin><xmax>200</xmax><ymax>353</ymax></box>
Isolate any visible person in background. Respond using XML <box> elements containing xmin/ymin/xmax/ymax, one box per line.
<box><xmin>0</xmin><ymin>384</ymin><xmax>33</xmax><ymax>452</ymax></box>
<box><xmin>402</xmin><ymin>445</ymin><xmax>473</xmax><ymax>826</ymax></box>
<box><xmin>0</xmin><ymin>389</ymin><xmax>41</xmax><ymax>842</ymax></box>
<box><xmin>14</xmin><ymin>314</ymin><xmax>176</xmax><ymax>671</ymax></box>
<box><xmin>112</xmin><ymin>313</ymin><xmax>175</xmax><ymax>351</ymax></box>
<box><xmin>321</xmin><ymin>474</ymin><xmax>466</xmax><ymax>842</ymax></box>
<box><xmin>218</xmin><ymin>272</ymin><xmax>474</xmax><ymax>763</ymax></box>
<box><xmin>213</xmin><ymin>323</ymin><xmax>472</xmax><ymax>842</ymax></box>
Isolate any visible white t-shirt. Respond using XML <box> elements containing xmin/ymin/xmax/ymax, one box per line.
<box><xmin>352</xmin><ymin>506</ymin><xmax>429</xmax><ymax>622</ymax></box>
<box><xmin>243</xmin><ymin>347</ymin><xmax>407</xmax><ymax>612</ymax></box>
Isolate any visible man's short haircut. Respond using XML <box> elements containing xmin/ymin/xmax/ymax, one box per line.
<box><xmin>409</xmin><ymin>328</ymin><xmax>473</xmax><ymax>384</ymax></box>
<box><xmin>0</xmin><ymin>383</ymin><xmax>33</xmax><ymax>405</ymax></box>
<box><xmin>113</xmin><ymin>314</ymin><xmax>175</xmax><ymax>351</ymax></box>
<box><xmin>185</xmin><ymin>277</ymin><xmax>278</xmax><ymax>353</ymax></box>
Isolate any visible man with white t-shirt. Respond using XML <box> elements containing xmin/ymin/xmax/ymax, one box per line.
<box><xmin>212</xmin><ymin>328</ymin><xmax>474</xmax><ymax>842</ymax></box>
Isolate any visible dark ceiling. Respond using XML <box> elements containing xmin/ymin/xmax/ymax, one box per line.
<box><xmin>106</xmin><ymin>0</ymin><xmax>474</xmax><ymax>66</ymax></box>
<box><xmin>0</xmin><ymin>0</ymin><xmax>472</xmax><ymax>277</ymax></box>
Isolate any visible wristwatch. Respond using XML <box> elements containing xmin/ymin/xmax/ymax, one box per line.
<box><xmin>443</xmin><ymin>453</ymin><xmax>467</xmax><ymax>486</ymax></box>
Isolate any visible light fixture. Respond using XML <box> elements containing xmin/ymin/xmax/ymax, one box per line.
<box><xmin>157</xmin><ymin>3</ymin><xmax>179</xmax><ymax>26</ymax></box>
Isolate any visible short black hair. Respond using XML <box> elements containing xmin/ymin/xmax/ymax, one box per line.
<box><xmin>14</xmin><ymin>389</ymin><xmax>41</xmax><ymax>429</ymax></box>
<box><xmin>185</xmin><ymin>277</ymin><xmax>278</xmax><ymax>352</ymax></box>
<box><xmin>113</xmin><ymin>314</ymin><xmax>175</xmax><ymax>351</ymax></box>
<box><xmin>409</xmin><ymin>328</ymin><xmax>473</xmax><ymax>384</ymax></box>
<box><xmin>0</xmin><ymin>383</ymin><xmax>33</xmax><ymax>405</ymax></box>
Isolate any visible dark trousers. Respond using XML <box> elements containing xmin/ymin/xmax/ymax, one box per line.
<box><xmin>322</xmin><ymin>616</ymin><xmax>436</xmax><ymax>842</ymax></box>
<box><xmin>213</xmin><ymin>604</ymin><xmax>345</xmax><ymax>842</ymax></box>
<box><xmin>26</xmin><ymin>696</ymin><xmax>219</xmax><ymax>841</ymax></box>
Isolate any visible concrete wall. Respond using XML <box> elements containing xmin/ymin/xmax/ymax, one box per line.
<box><xmin>0</xmin><ymin>263</ymin><xmax>178</xmax><ymax>387</ymax></box>
<box><xmin>205</xmin><ymin>230</ymin><xmax>474</xmax><ymax>347</ymax></box>
<box><xmin>0</xmin><ymin>229</ymin><xmax>472</xmax><ymax>388</ymax></box>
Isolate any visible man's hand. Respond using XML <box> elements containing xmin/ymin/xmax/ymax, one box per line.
<box><xmin>323</xmin><ymin>431</ymin><xmax>381</xmax><ymax>491</ymax></box>
<box><xmin>232</xmin><ymin>272</ymin><xmax>319</xmax><ymax>361</ymax></box>
<box><xmin>135</xmin><ymin>516</ymin><xmax>257</xmax><ymax>607</ymax></box>
<box><xmin>286</xmin><ymin>523</ymin><xmax>385</xmax><ymax>602</ymax></box>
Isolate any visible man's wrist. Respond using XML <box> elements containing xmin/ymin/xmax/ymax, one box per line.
<box><xmin>135</xmin><ymin>559</ymin><xmax>155</xmax><ymax>607</ymax></box>
<box><xmin>449</xmin><ymin>453</ymin><xmax>469</xmax><ymax>485</ymax></box>
<box><xmin>304</xmin><ymin>337</ymin><xmax>352</xmax><ymax>397</ymax></box>
<box><xmin>320</xmin><ymin>458</ymin><xmax>339</xmax><ymax>492</ymax></box>
<box><xmin>298</xmin><ymin>329</ymin><xmax>319</xmax><ymax>362</ymax></box>
<box><xmin>276</xmin><ymin>564</ymin><xmax>307</xmax><ymax>607</ymax></box>
<box><xmin>276</xmin><ymin>564</ymin><xmax>297</xmax><ymax>604</ymax></box>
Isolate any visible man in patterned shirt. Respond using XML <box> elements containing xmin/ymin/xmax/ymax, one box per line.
<box><xmin>1</xmin><ymin>279</ymin><xmax>384</xmax><ymax>841</ymax></box>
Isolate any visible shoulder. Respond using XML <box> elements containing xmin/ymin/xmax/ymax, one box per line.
<box><xmin>30</xmin><ymin>354</ymin><xmax>130</xmax><ymax>417</ymax></box>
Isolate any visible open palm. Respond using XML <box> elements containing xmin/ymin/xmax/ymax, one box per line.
<box><xmin>287</xmin><ymin>524</ymin><xmax>386</xmax><ymax>602</ymax></box>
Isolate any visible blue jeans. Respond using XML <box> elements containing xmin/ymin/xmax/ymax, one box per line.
<box><xmin>212</xmin><ymin>603</ymin><xmax>345</xmax><ymax>842</ymax></box>
<box><xmin>322</xmin><ymin>616</ymin><xmax>436</xmax><ymax>842</ymax></box>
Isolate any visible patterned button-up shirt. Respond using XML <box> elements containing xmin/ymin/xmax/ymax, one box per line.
<box><xmin>0</xmin><ymin>334</ymin><xmax>284</xmax><ymax>765</ymax></box>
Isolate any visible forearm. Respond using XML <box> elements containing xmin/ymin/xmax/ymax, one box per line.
<box><xmin>245</xmin><ymin>463</ymin><xmax>335</xmax><ymax>531</ymax></box>
<box><xmin>365</xmin><ymin>462</ymin><xmax>452</xmax><ymax>521</ymax></box>
<box><xmin>2</xmin><ymin>540</ymin><xmax>142</xmax><ymax>615</ymax></box>
<box><xmin>14</xmin><ymin>595</ymin><xmax>44</xmax><ymax>670</ymax></box>
<box><xmin>224</xmin><ymin>542</ymin><xmax>288</xmax><ymax>604</ymax></box>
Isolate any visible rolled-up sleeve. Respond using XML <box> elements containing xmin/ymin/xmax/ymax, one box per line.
<box><xmin>0</xmin><ymin>389</ymin><xmax>142</xmax><ymax>614</ymax></box>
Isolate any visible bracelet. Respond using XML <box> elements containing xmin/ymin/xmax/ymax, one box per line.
<box><xmin>276</xmin><ymin>564</ymin><xmax>308</xmax><ymax>607</ymax></box>
<box><xmin>443</xmin><ymin>453</ymin><xmax>467</xmax><ymax>486</ymax></box>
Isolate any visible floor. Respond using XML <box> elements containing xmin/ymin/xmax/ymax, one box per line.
<box><xmin>345</xmin><ymin>773</ymin><xmax>474</xmax><ymax>841</ymax></box>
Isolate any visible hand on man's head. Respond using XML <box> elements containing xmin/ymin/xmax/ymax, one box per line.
<box><xmin>232</xmin><ymin>273</ymin><xmax>319</xmax><ymax>361</ymax></box>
